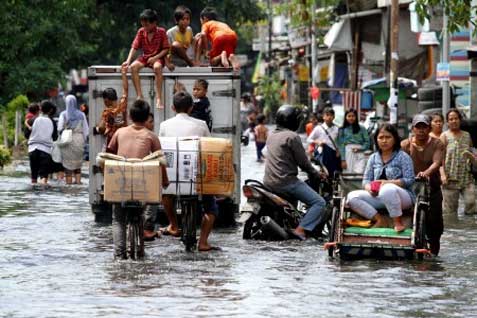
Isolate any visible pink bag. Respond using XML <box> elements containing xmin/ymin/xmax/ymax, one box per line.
<box><xmin>370</xmin><ymin>181</ymin><xmax>381</xmax><ymax>194</ymax></box>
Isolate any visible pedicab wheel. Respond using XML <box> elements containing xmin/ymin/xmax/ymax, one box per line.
<box><xmin>328</xmin><ymin>204</ymin><xmax>340</xmax><ymax>257</ymax></box>
<box><xmin>415</xmin><ymin>205</ymin><xmax>427</xmax><ymax>261</ymax></box>
<box><xmin>181</xmin><ymin>199</ymin><xmax>197</xmax><ymax>252</ymax></box>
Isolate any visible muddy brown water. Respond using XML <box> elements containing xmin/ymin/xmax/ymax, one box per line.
<box><xmin>1</xmin><ymin>143</ymin><xmax>477</xmax><ymax>317</ymax></box>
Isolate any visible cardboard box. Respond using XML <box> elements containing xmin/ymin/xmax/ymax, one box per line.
<box><xmin>103</xmin><ymin>160</ymin><xmax>162</xmax><ymax>203</ymax></box>
<box><xmin>198</xmin><ymin>137</ymin><xmax>235</xmax><ymax>196</ymax></box>
<box><xmin>160</xmin><ymin>137</ymin><xmax>235</xmax><ymax>196</ymax></box>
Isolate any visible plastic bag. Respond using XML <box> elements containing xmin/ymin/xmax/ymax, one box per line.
<box><xmin>57</xmin><ymin>129</ymin><xmax>72</xmax><ymax>146</ymax></box>
<box><xmin>51</xmin><ymin>141</ymin><xmax>62</xmax><ymax>163</ymax></box>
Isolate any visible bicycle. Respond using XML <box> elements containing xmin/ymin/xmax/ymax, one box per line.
<box><xmin>112</xmin><ymin>202</ymin><xmax>145</xmax><ymax>260</ymax></box>
<box><xmin>176</xmin><ymin>195</ymin><xmax>199</xmax><ymax>252</ymax></box>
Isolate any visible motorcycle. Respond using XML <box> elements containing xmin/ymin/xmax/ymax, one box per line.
<box><xmin>239</xmin><ymin>162</ymin><xmax>333</xmax><ymax>241</ymax></box>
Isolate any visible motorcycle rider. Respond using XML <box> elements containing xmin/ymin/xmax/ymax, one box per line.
<box><xmin>263</xmin><ymin>105</ymin><xmax>327</xmax><ymax>240</ymax></box>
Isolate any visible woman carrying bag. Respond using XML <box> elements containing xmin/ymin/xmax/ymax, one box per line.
<box><xmin>58</xmin><ymin>95</ymin><xmax>89</xmax><ymax>184</ymax></box>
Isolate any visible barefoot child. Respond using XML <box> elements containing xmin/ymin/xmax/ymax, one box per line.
<box><xmin>194</xmin><ymin>7</ymin><xmax>240</xmax><ymax>70</ymax></box>
<box><xmin>167</xmin><ymin>5</ymin><xmax>195</xmax><ymax>67</ymax></box>
<box><xmin>94</xmin><ymin>67</ymin><xmax>129</xmax><ymax>150</ymax></box>
<box><xmin>107</xmin><ymin>100</ymin><xmax>169</xmax><ymax>259</ymax></box>
<box><xmin>254</xmin><ymin>114</ymin><xmax>268</xmax><ymax>162</ymax></box>
<box><xmin>122</xmin><ymin>9</ymin><xmax>174</xmax><ymax>109</ymax></box>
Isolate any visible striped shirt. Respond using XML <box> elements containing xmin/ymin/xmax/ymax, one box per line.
<box><xmin>132</xmin><ymin>26</ymin><xmax>170</xmax><ymax>61</ymax></box>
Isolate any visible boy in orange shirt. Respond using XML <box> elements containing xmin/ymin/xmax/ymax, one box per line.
<box><xmin>194</xmin><ymin>7</ymin><xmax>239</xmax><ymax>70</ymax></box>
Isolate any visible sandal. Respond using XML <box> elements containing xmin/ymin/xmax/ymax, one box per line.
<box><xmin>198</xmin><ymin>246</ymin><xmax>222</xmax><ymax>252</ymax></box>
<box><xmin>159</xmin><ymin>227</ymin><xmax>181</xmax><ymax>237</ymax></box>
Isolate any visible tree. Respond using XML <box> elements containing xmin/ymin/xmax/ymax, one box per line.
<box><xmin>0</xmin><ymin>1</ymin><xmax>265</xmax><ymax>106</ymax></box>
<box><xmin>414</xmin><ymin>0</ymin><xmax>477</xmax><ymax>34</ymax></box>
<box><xmin>0</xmin><ymin>1</ymin><xmax>97</xmax><ymax>105</ymax></box>
<box><xmin>276</xmin><ymin>0</ymin><xmax>340</xmax><ymax>33</ymax></box>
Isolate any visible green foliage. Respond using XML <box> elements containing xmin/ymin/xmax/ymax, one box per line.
<box><xmin>0</xmin><ymin>146</ymin><xmax>12</xmax><ymax>168</ymax></box>
<box><xmin>276</xmin><ymin>0</ymin><xmax>339</xmax><ymax>29</ymax></box>
<box><xmin>0</xmin><ymin>1</ymin><xmax>97</xmax><ymax>105</ymax></box>
<box><xmin>0</xmin><ymin>95</ymin><xmax>29</xmax><ymax>147</ymax></box>
<box><xmin>256</xmin><ymin>74</ymin><xmax>282</xmax><ymax>117</ymax></box>
<box><xmin>414</xmin><ymin>0</ymin><xmax>477</xmax><ymax>34</ymax></box>
<box><xmin>7</xmin><ymin>95</ymin><xmax>29</xmax><ymax>112</ymax></box>
<box><xmin>0</xmin><ymin>1</ymin><xmax>265</xmax><ymax>106</ymax></box>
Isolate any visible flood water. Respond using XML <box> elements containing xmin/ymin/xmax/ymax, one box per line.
<box><xmin>1</xmin><ymin>143</ymin><xmax>477</xmax><ymax>318</ymax></box>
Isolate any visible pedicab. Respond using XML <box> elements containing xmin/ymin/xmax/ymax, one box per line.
<box><xmin>325</xmin><ymin>173</ymin><xmax>430</xmax><ymax>260</ymax></box>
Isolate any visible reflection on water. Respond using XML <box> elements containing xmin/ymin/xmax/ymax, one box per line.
<box><xmin>1</xmin><ymin>148</ymin><xmax>477</xmax><ymax>317</ymax></box>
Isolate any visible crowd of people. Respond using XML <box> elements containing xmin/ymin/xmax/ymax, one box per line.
<box><xmin>267</xmin><ymin>105</ymin><xmax>477</xmax><ymax>256</ymax></box>
<box><xmin>19</xmin><ymin>5</ymin><xmax>477</xmax><ymax>260</ymax></box>
<box><xmin>25</xmin><ymin>97</ymin><xmax>89</xmax><ymax>185</ymax></box>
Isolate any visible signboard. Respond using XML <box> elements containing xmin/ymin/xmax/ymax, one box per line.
<box><xmin>436</xmin><ymin>63</ymin><xmax>450</xmax><ymax>81</ymax></box>
<box><xmin>418</xmin><ymin>32</ymin><xmax>439</xmax><ymax>46</ymax></box>
<box><xmin>288</xmin><ymin>27</ymin><xmax>311</xmax><ymax>49</ymax></box>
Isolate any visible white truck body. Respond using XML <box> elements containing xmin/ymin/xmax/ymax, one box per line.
<box><xmin>87</xmin><ymin>66</ymin><xmax>241</xmax><ymax>217</ymax></box>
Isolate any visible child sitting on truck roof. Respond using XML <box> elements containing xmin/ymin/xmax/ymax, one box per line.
<box><xmin>167</xmin><ymin>5</ymin><xmax>195</xmax><ymax>67</ymax></box>
<box><xmin>194</xmin><ymin>7</ymin><xmax>240</xmax><ymax>70</ymax></box>
<box><xmin>122</xmin><ymin>9</ymin><xmax>174</xmax><ymax>109</ymax></box>
<box><xmin>107</xmin><ymin>99</ymin><xmax>169</xmax><ymax>259</ymax></box>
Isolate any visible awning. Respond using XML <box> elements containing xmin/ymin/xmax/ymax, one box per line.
<box><xmin>324</xmin><ymin>9</ymin><xmax>382</xmax><ymax>51</ymax></box>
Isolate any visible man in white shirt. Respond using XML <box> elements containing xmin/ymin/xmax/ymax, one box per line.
<box><xmin>306</xmin><ymin>107</ymin><xmax>341</xmax><ymax>177</ymax></box>
<box><xmin>158</xmin><ymin>92</ymin><xmax>219</xmax><ymax>252</ymax></box>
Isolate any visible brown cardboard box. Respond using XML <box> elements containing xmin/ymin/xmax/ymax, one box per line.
<box><xmin>159</xmin><ymin>137</ymin><xmax>235</xmax><ymax>196</ymax></box>
<box><xmin>104</xmin><ymin>160</ymin><xmax>162</xmax><ymax>203</ymax></box>
<box><xmin>198</xmin><ymin>138</ymin><xmax>235</xmax><ymax>196</ymax></box>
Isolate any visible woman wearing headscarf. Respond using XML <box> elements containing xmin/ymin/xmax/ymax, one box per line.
<box><xmin>58</xmin><ymin>95</ymin><xmax>89</xmax><ymax>184</ymax></box>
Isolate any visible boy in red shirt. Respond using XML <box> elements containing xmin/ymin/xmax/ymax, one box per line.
<box><xmin>122</xmin><ymin>9</ymin><xmax>174</xmax><ymax>109</ymax></box>
<box><xmin>194</xmin><ymin>7</ymin><xmax>240</xmax><ymax>70</ymax></box>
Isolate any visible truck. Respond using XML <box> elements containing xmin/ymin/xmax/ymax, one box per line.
<box><xmin>87</xmin><ymin>66</ymin><xmax>241</xmax><ymax>224</ymax></box>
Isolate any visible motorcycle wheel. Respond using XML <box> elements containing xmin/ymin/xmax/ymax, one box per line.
<box><xmin>243</xmin><ymin>215</ymin><xmax>258</xmax><ymax>239</ymax></box>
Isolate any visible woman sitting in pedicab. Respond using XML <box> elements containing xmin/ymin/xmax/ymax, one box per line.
<box><xmin>346</xmin><ymin>123</ymin><xmax>415</xmax><ymax>232</ymax></box>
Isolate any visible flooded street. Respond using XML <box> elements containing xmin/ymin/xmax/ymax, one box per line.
<box><xmin>1</xmin><ymin>143</ymin><xmax>477</xmax><ymax>318</ymax></box>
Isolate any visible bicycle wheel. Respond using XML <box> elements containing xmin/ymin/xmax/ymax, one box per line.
<box><xmin>127</xmin><ymin>208</ymin><xmax>145</xmax><ymax>260</ymax></box>
<box><xmin>127</xmin><ymin>221</ymin><xmax>136</xmax><ymax>259</ymax></box>
<box><xmin>181</xmin><ymin>199</ymin><xmax>197</xmax><ymax>252</ymax></box>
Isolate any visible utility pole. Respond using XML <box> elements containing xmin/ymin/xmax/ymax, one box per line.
<box><xmin>311</xmin><ymin>2</ymin><xmax>317</xmax><ymax>112</ymax></box>
<box><xmin>388</xmin><ymin>0</ymin><xmax>400</xmax><ymax>125</ymax></box>
<box><xmin>442</xmin><ymin>12</ymin><xmax>450</xmax><ymax>116</ymax></box>
<box><xmin>470</xmin><ymin>0</ymin><xmax>477</xmax><ymax>120</ymax></box>
<box><xmin>268</xmin><ymin>0</ymin><xmax>273</xmax><ymax>76</ymax></box>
